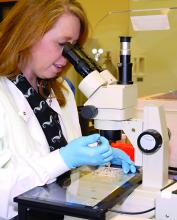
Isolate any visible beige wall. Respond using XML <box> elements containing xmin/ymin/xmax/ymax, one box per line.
<box><xmin>67</xmin><ymin>0</ymin><xmax>177</xmax><ymax>105</ymax></box>
<box><xmin>129</xmin><ymin>0</ymin><xmax>177</xmax><ymax>97</ymax></box>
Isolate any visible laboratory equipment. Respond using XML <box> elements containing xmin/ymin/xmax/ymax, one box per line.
<box><xmin>62</xmin><ymin>37</ymin><xmax>170</xmax><ymax>190</ymax></box>
<box><xmin>137</xmin><ymin>91</ymin><xmax>177</xmax><ymax>168</ymax></box>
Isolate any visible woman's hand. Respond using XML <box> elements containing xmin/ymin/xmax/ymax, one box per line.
<box><xmin>60</xmin><ymin>134</ymin><xmax>113</xmax><ymax>169</ymax></box>
<box><xmin>111</xmin><ymin>148</ymin><xmax>136</xmax><ymax>174</ymax></box>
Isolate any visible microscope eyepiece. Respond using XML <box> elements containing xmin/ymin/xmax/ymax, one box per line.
<box><xmin>120</xmin><ymin>36</ymin><xmax>131</xmax><ymax>42</ymax></box>
<box><xmin>62</xmin><ymin>42</ymin><xmax>94</xmax><ymax>77</ymax></box>
<box><xmin>63</xmin><ymin>42</ymin><xmax>103</xmax><ymax>78</ymax></box>
<box><xmin>118</xmin><ymin>36</ymin><xmax>133</xmax><ymax>85</ymax></box>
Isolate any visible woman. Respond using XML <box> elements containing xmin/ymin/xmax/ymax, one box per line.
<box><xmin>0</xmin><ymin>0</ymin><xmax>136</xmax><ymax>219</ymax></box>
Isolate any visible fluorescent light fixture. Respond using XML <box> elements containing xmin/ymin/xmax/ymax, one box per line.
<box><xmin>130</xmin><ymin>14</ymin><xmax>170</xmax><ymax>31</ymax></box>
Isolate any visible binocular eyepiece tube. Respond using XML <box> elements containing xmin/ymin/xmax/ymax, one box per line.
<box><xmin>62</xmin><ymin>42</ymin><xmax>103</xmax><ymax>78</ymax></box>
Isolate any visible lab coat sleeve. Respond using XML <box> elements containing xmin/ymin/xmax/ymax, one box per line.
<box><xmin>0</xmin><ymin>105</ymin><xmax>70</xmax><ymax>219</ymax></box>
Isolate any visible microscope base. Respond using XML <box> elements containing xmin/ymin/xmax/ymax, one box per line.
<box><xmin>110</xmin><ymin>179</ymin><xmax>173</xmax><ymax>219</ymax></box>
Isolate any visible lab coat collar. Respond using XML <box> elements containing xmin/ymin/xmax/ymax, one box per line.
<box><xmin>4</xmin><ymin>78</ymin><xmax>50</xmax><ymax>151</ymax></box>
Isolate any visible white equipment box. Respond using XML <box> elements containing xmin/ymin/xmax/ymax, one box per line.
<box><xmin>136</xmin><ymin>91</ymin><xmax>177</xmax><ymax>168</ymax></box>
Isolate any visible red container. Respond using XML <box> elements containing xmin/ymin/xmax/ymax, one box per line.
<box><xmin>111</xmin><ymin>142</ymin><xmax>135</xmax><ymax>161</ymax></box>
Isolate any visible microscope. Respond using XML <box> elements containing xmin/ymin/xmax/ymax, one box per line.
<box><xmin>63</xmin><ymin>37</ymin><xmax>170</xmax><ymax>192</ymax></box>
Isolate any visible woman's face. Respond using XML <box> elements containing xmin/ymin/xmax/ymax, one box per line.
<box><xmin>22</xmin><ymin>12</ymin><xmax>81</xmax><ymax>81</ymax></box>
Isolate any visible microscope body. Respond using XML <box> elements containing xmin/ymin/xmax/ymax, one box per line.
<box><xmin>79</xmin><ymin>68</ymin><xmax>169</xmax><ymax>189</ymax></box>
<box><xmin>63</xmin><ymin>39</ymin><xmax>170</xmax><ymax>190</ymax></box>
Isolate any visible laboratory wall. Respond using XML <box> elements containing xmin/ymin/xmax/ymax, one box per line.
<box><xmin>129</xmin><ymin>0</ymin><xmax>177</xmax><ymax>98</ymax></box>
<box><xmin>66</xmin><ymin>0</ymin><xmax>177</xmax><ymax>105</ymax></box>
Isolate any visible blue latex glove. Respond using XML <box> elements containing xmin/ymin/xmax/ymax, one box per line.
<box><xmin>111</xmin><ymin>148</ymin><xmax>136</xmax><ymax>174</ymax></box>
<box><xmin>60</xmin><ymin>134</ymin><xmax>113</xmax><ymax>169</ymax></box>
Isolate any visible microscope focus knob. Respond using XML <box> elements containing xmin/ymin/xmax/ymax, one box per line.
<box><xmin>80</xmin><ymin>105</ymin><xmax>98</xmax><ymax>119</ymax></box>
<box><xmin>137</xmin><ymin>129</ymin><xmax>162</xmax><ymax>154</ymax></box>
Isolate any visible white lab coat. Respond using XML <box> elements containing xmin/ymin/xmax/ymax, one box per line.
<box><xmin>0</xmin><ymin>77</ymin><xmax>82</xmax><ymax>219</ymax></box>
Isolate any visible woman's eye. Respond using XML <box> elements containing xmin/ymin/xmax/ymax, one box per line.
<box><xmin>58</xmin><ymin>43</ymin><xmax>65</xmax><ymax>47</ymax></box>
